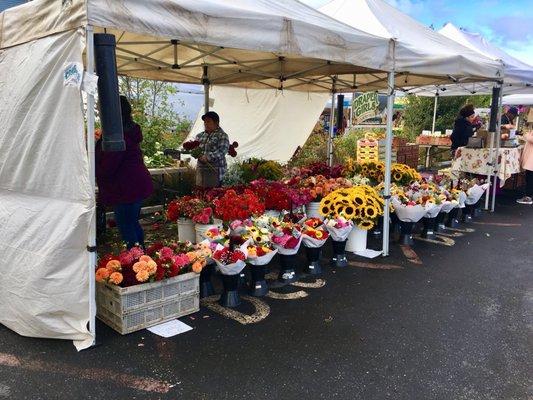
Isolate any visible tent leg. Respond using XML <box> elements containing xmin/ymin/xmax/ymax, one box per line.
<box><xmin>327</xmin><ymin>79</ymin><xmax>336</xmax><ymax>167</ymax></box>
<box><xmin>491</xmin><ymin>85</ymin><xmax>503</xmax><ymax>212</ymax></box>
<box><xmin>431</xmin><ymin>92</ymin><xmax>438</xmax><ymax>134</ymax></box>
<box><xmin>86</xmin><ymin>25</ymin><xmax>97</xmax><ymax>347</ymax></box>
<box><xmin>485</xmin><ymin>130</ymin><xmax>494</xmax><ymax>210</ymax></box>
<box><xmin>203</xmin><ymin>65</ymin><xmax>210</xmax><ymax>113</ymax></box>
<box><xmin>382</xmin><ymin>70</ymin><xmax>395</xmax><ymax>257</ymax></box>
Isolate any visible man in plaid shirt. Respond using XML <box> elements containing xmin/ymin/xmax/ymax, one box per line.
<box><xmin>195</xmin><ymin>111</ymin><xmax>230</xmax><ymax>187</ymax></box>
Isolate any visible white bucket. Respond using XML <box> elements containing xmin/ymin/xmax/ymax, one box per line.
<box><xmin>177</xmin><ymin>218</ymin><xmax>196</xmax><ymax>243</ymax></box>
<box><xmin>306</xmin><ymin>202</ymin><xmax>323</xmax><ymax>220</ymax></box>
<box><xmin>195</xmin><ymin>220</ymin><xmax>222</xmax><ymax>243</ymax></box>
<box><xmin>345</xmin><ymin>226</ymin><xmax>367</xmax><ymax>253</ymax></box>
<box><xmin>264</xmin><ymin>210</ymin><xmax>281</xmax><ymax>218</ymax></box>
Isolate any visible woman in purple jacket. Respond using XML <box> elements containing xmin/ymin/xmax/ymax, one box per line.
<box><xmin>96</xmin><ymin>96</ymin><xmax>154</xmax><ymax>248</ymax></box>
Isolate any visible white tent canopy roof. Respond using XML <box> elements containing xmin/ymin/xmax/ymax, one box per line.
<box><xmin>318</xmin><ymin>0</ymin><xmax>503</xmax><ymax>90</ymax></box>
<box><xmin>0</xmin><ymin>0</ymin><xmax>396</xmax><ymax>92</ymax></box>
<box><xmin>405</xmin><ymin>23</ymin><xmax>533</xmax><ymax>96</ymax></box>
<box><xmin>1</xmin><ymin>0</ymin><xmax>504</xmax><ymax>93</ymax></box>
<box><xmin>503</xmin><ymin>94</ymin><xmax>533</xmax><ymax>106</ymax></box>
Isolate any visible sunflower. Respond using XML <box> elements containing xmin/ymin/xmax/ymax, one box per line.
<box><xmin>343</xmin><ymin>205</ymin><xmax>356</xmax><ymax>219</ymax></box>
<box><xmin>393</xmin><ymin>172</ymin><xmax>403</xmax><ymax>181</ymax></box>
<box><xmin>359</xmin><ymin>220</ymin><xmax>374</xmax><ymax>230</ymax></box>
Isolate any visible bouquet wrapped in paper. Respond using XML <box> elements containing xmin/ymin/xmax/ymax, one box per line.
<box><xmin>271</xmin><ymin>219</ymin><xmax>303</xmax><ymax>255</ymax></box>
<box><xmin>391</xmin><ymin>182</ymin><xmax>437</xmax><ymax>223</ymax></box>
<box><xmin>301</xmin><ymin>217</ymin><xmax>329</xmax><ymax>248</ymax></box>
<box><xmin>465</xmin><ymin>183</ymin><xmax>490</xmax><ymax>205</ymax></box>
<box><xmin>247</xmin><ymin>245</ymin><xmax>278</xmax><ymax>266</ymax></box>
<box><xmin>213</xmin><ymin>240</ymin><xmax>249</xmax><ymax>275</ymax></box>
<box><xmin>323</xmin><ymin>217</ymin><xmax>354</xmax><ymax>241</ymax></box>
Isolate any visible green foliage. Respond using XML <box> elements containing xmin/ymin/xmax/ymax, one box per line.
<box><xmin>403</xmin><ymin>94</ymin><xmax>492</xmax><ymax>139</ymax></box>
<box><xmin>119</xmin><ymin>77</ymin><xmax>192</xmax><ymax>167</ymax></box>
<box><xmin>288</xmin><ymin>133</ymin><xmax>328</xmax><ymax>167</ymax></box>
<box><xmin>222</xmin><ymin>158</ymin><xmax>284</xmax><ymax>185</ymax></box>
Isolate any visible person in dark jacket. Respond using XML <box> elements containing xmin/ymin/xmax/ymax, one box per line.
<box><xmin>501</xmin><ymin>106</ymin><xmax>518</xmax><ymax>130</ymax></box>
<box><xmin>96</xmin><ymin>96</ymin><xmax>154</xmax><ymax>249</ymax></box>
<box><xmin>451</xmin><ymin>104</ymin><xmax>477</xmax><ymax>151</ymax></box>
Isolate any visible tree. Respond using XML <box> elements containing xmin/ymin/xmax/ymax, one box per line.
<box><xmin>402</xmin><ymin>94</ymin><xmax>492</xmax><ymax>140</ymax></box>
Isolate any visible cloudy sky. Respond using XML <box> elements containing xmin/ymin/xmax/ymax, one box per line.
<box><xmin>176</xmin><ymin>0</ymin><xmax>532</xmax><ymax>120</ymax></box>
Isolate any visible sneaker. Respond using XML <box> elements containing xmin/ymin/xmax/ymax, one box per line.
<box><xmin>516</xmin><ymin>196</ymin><xmax>533</xmax><ymax>205</ymax></box>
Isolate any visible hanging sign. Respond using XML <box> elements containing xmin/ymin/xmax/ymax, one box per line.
<box><xmin>352</xmin><ymin>92</ymin><xmax>380</xmax><ymax>124</ymax></box>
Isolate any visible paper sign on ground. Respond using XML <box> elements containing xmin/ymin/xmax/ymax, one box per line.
<box><xmin>147</xmin><ymin>319</ymin><xmax>193</xmax><ymax>338</ymax></box>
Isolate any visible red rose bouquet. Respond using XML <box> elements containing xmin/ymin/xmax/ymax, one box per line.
<box><xmin>228</xmin><ymin>141</ymin><xmax>239</xmax><ymax>157</ymax></box>
<box><xmin>213</xmin><ymin>242</ymin><xmax>249</xmax><ymax>275</ymax></box>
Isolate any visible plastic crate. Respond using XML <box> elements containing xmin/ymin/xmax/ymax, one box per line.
<box><xmin>96</xmin><ymin>272</ymin><xmax>199</xmax><ymax>334</ymax></box>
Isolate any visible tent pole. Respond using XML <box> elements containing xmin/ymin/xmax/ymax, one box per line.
<box><xmin>431</xmin><ymin>92</ymin><xmax>438</xmax><ymax>134</ymax></box>
<box><xmin>86</xmin><ymin>25</ymin><xmax>97</xmax><ymax>347</ymax></box>
<box><xmin>327</xmin><ymin>78</ymin><xmax>336</xmax><ymax>166</ymax></box>
<box><xmin>203</xmin><ymin>65</ymin><xmax>210</xmax><ymax>112</ymax></box>
<box><xmin>382</xmin><ymin>69</ymin><xmax>395</xmax><ymax>257</ymax></box>
<box><xmin>491</xmin><ymin>84</ymin><xmax>504</xmax><ymax>212</ymax></box>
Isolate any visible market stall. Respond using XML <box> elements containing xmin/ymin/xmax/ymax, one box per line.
<box><xmin>1</xmin><ymin>0</ymin><xmax>398</xmax><ymax>350</ymax></box>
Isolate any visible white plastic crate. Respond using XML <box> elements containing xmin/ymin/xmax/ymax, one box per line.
<box><xmin>96</xmin><ymin>272</ymin><xmax>199</xmax><ymax>334</ymax></box>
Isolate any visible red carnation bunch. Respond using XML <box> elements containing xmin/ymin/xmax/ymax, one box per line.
<box><xmin>213</xmin><ymin>247</ymin><xmax>246</xmax><ymax>265</ymax></box>
<box><xmin>213</xmin><ymin>189</ymin><xmax>265</xmax><ymax>222</ymax></box>
<box><xmin>166</xmin><ymin>196</ymin><xmax>205</xmax><ymax>222</ymax></box>
<box><xmin>250</xmin><ymin>180</ymin><xmax>291</xmax><ymax>211</ymax></box>
<box><xmin>228</xmin><ymin>141</ymin><xmax>239</xmax><ymax>158</ymax></box>
<box><xmin>182</xmin><ymin>140</ymin><xmax>202</xmax><ymax>158</ymax></box>
<box><xmin>192</xmin><ymin>207</ymin><xmax>214</xmax><ymax>225</ymax></box>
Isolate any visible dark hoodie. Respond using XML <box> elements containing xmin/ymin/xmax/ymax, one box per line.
<box><xmin>96</xmin><ymin>123</ymin><xmax>154</xmax><ymax>206</ymax></box>
<box><xmin>450</xmin><ymin>117</ymin><xmax>475</xmax><ymax>150</ymax></box>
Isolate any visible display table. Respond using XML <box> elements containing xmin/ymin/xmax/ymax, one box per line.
<box><xmin>451</xmin><ymin>147</ymin><xmax>522</xmax><ymax>187</ymax></box>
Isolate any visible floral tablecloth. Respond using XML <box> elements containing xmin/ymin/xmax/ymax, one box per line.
<box><xmin>451</xmin><ymin>147</ymin><xmax>522</xmax><ymax>187</ymax></box>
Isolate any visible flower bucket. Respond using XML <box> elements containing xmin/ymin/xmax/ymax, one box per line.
<box><xmin>331</xmin><ymin>240</ymin><xmax>348</xmax><ymax>268</ymax></box>
<box><xmin>421</xmin><ymin>217</ymin><xmax>436</xmax><ymax>239</ymax></box>
<box><xmin>434</xmin><ymin>212</ymin><xmax>446</xmax><ymax>233</ymax></box>
<box><xmin>399</xmin><ymin>221</ymin><xmax>415</xmax><ymax>246</ymax></box>
<box><xmin>219</xmin><ymin>273</ymin><xmax>241</xmax><ymax>308</ymax></box>
<box><xmin>306</xmin><ymin>202</ymin><xmax>323</xmax><ymax>220</ymax></box>
<box><xmin>345</xmin><ymin>226</ymin><xmax>368</xmax><ymax>253</ymax></box>
<box><xmin>199</xmin><ymin>263</ymin><xmax>215</xmax><ymax>298</ymax></box>
<box><xmin>264</xmin><ymin>210</ymin><xmax>281</xmax><ymax>218</ymax></box>
<box><xmin>304</xmin><ymin>247</ymin><xmax>322</xmax><ymax>275</ymax></box>
<box><xmin>446</xmin><ymin>208</ymin><xmax>460</xmax><ymax>228</ymax></box>
<box><xmin>250</xmin><ymin>265</ymin><xmax>268</xmax><ymax>297</ymax></box>
<box><xmin>278</xmin><ymin>254</ymin><xmax>298</xmax><ymax>284</ymax></box>
<box><xmin>195</xmin><ymin>220</ymin><xmax>222</xmax><ymax>244</ymax></box>
<box><xmin>178</xmin><ymin>218</ymin><xmax>196</xmax><ymax>243</ymax></box>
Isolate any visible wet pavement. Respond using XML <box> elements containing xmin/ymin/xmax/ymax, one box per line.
<box><xmin>0</xmin><ymin>196</ymin><xmax>531</xmax><ymax>400</ymax></box>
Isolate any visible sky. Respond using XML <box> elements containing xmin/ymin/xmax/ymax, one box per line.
<box><xmin>175</xmin><ymin>0</ymin><xmax>532</xmax><ymax>120</ymax></box>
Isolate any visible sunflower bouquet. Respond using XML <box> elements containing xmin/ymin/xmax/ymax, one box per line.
<box><xmin>352</xmin><ymin>161</ymin><xmax>421</xmax><ymax>186</ymax></box>
<box><xmin>319</xmin><ymin>186</ymin><xmax>384</xmax><ymax>231</ymax></box>
<box><xmin>204</xmin><ymin>226</ymin><xmax>229</xmax><ymax>245</ymax></box>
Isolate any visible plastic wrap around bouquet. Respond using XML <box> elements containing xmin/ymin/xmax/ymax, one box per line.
<box><xmin>465</xmin><ymin>183</ymin><xmax>490</xmax><ymax>205</ymax></box>
<box><xmin>392</xmin><ymin>197</ymin><xmax>436</xmax><ymax>223</ymax></box>
<box><xmin>213</xmin><ymin>240</ymin><xmax>250</xmax><ymax>276</ymax></box>
<box><xmin>247</xmin><ymin>247</ymin><xmax>278</xmax><ymax>266</ymax></box>
<box><xmin>301</xmin><ymin>218</ymin><xmax>329</xmax><ymax>248</ymax></box>
<box><xmin>323</xmin><ymin>218</ymin><xmax>354</xmax><ymax>242</ymax></box>
<box><xmin>425</xmin><ymin>203</ymin><xmax>443</xmax><ymax>218</ymax></box>
<box><xmin>272</xmin><ymin>235</ymin><xmax>303</xmax><ymax>255</ymax></box>
<box><xmin>440</xmin><ymin>200</ymin><xmax>458</xmax><ymax>214</ymax></box>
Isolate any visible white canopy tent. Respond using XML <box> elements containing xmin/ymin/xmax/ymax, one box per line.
<box><xmin>406</xmin><ymin>23</ymin><xmax>533</xmax><ymax>97</ymax></box>
<box><xmin>0</xmin><ymin>0</ymin><xmax>401</xmax><ymax>350</ymax></box>
<box><xmin>503</xmin><ymin>94</ymin><xmax>533</xmax><ymax>106</ymax></box>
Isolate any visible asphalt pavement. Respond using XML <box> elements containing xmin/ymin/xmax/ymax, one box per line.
<box><xmin>0</xmin><ymin>196</ymin><xmax>531</xmax><ymax>400</ymax></box>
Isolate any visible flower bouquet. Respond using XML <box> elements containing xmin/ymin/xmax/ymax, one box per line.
<box><xmin>182</xmin><ymin>139</ymin><xmax>202</xmax><ymax>159</ymax></box>
<box><xmin>296</xmin><ymin>175</ymin><xmax>353</xmax><ymax>219</ymax></box>
<box><xmin>190</xmin><ymin>241</ymin><xmax>216</xmax><ymax>298</ymax></box>
<box><xmin>319</xmin><ymin>185</ymin><xmax>383</xmax><ymax>258</ymax></box>
<box><xmin>460</xmin><ymin>178</ymin><xmax>489</xmax><ymax>221</ymax></box>
<box><xmin>391</xmin><ymin>183</ymin><xmax>436</xmax><ymax>245</ymax></box>
<box><xmin>213</xmin><ymin>239</ymin><xmax>249</xmax><ymax>307</ymax></box>
<box><xmin>301</xmin><ymin>217</ymin><xmax>329</xmax><ymax>275</ymax></box>
<box><xmin>271</xmin><ymin>219</ymin><xmax>303</xmax><ymax>283</ymax></box>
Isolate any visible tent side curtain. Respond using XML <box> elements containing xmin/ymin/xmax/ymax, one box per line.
<box><xmin>188</xmin><ymin>86</ymin><xmax>330</xmax><ymax>163</ymax></box>
<box><xmin>0</xmin><ymin>0</ymin><xmax>86</xmax><ymax>49</ymax></box>
<box><xmin>0</xmin><ymin>28</ymin><xmax>94</xmax><ymax>350</ymax></box>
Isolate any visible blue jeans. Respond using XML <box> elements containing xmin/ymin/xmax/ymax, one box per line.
<box><xmin>114</xmin><ymin>200</ymin><xmax>144</xmax><ymax>249</ymax></box>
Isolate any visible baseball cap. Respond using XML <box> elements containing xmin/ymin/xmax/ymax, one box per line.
<box><xmin>201</xmin><ymin>111</ymin><xmax>220</xmax><ymax>124</ymax></box>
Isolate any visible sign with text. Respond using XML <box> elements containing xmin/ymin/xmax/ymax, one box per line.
<box><xmin>352</xmin><ymin>92</ymin><xmax>380</xmax><ymax>124</ymax></box>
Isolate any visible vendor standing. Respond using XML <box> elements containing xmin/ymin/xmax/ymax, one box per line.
<box><xmin>451</xmin><ymin>104</ymin><xmax>477</xmax><ymax>152</ymax></box>
<box><xmin>501</xmin><ymin>106</ymin><xmax>519</xmax><ymax>131</ymax></box>
<box><xmin>194</xmin><ymin>111</ymin><xmax>230</xmax><ymax>188</ymax></box>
